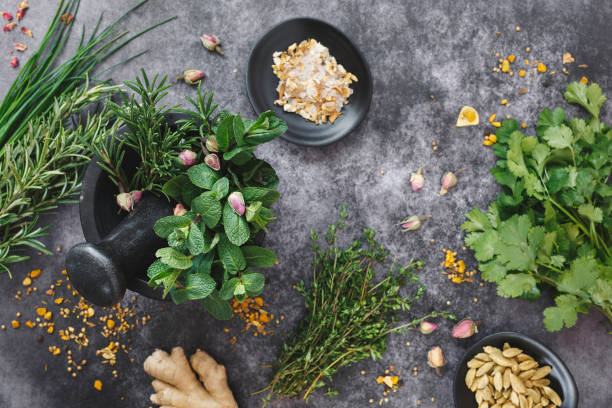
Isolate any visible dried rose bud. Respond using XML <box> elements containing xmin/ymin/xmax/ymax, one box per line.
<box><xmin>427</xmin><ymin>346</ymin><xmax>445</xmax><ymax>376</ymax></box>
<box><xmin>16</xmin><ymin>8</ymin><xmax>26</xmax><ymax>20</ymax></box>
<box><xmin>200</xmin><ymin>34</ymin><xmax>223</xmax><ymax>55</ymax></box>
<box><xmin>116</xmin><ymin>193</ymin><xmax>134</xmax><ymax>212</ymax></box>
<box><xmin>10</xmin><ymin>56</ymin><xmax>18</xmax><ymax>68</ymax></box>
<box><xmin>228</xmin><ymin>192</ymin><xmax>245</xmax><ymax>216</ymax></box>
<box><xmin>178</xmin><ymin>149</ymin><xmax>197</xmax><ymax>167</ymax></box>
<box><xmin>17</xmin><ymin>0</ymin><xmax>29</xmax><ymax>9</ymax></box>
<box><xmin>2</xmin><ymin>12</ymin><xmax>14</xmax><ymax>21</ymax></box>
<box><xmin>419</xmin><ymin>320</ymin><xmax>438</xmax><ymax>335</ymax></box>
<box><xmin>400</xmin><ymin>215</ymin><xmax>430</xmax><ymax>232</ymax></box>
<box><xmin>451</xmin><ymin>319</ymin><xmax>479</xmax><ymax>339</ymax></box>
<box><xmin>130</xmin><ymin>190</ymin><xmax>142</xmax><ymax>206</ymax></box>
<box><xmin>204</xmin><ymin>153</ymin><xmax>220</xmax><ymax>171</ymax></box>
<box><xmin>177</xmin><ymin>69</ymin><xmax>205</xmax><ymax>85</ymax></box>
<box><xmin>3</xmin><ymin>22</ymin><xmax>17</xmax><ymax>32</ymax></box>
<box><xmin>13</xmin><ymin>42</ymin><xmax>27</xmax><ymax>52</ymax></box>
<box><xmin>20</xmin><ymin>26</ymin><xmax>32</xmax><ymax>37</ymax></box>
<box><xmin>205</xmin><ymin>136</ymin><xmax>218</xmax><ymax>153</ymax></box>
<box><xmin>410</xmin><ymin>168</ymin><xmax>425</xmax><ymax>192</ymax></box>
<box><xmin>439</xmin><ymin>169</ymin><xmax>466</xmax><ymax>196</ymax></box>
<box><xmin>60</xmin><ymin>13</ymin><xmax>74</xmax><ymax>24</ymax></box>
<box><xmin>173</xmin><ymin>203</ymin><xmax>187</xmax><ymax>216</ymax></box>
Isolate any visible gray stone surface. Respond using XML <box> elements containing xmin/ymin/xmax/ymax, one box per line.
<box><xmin>0</xmin><ymin>0</ymin><xmax>611</xmax><ymax>407</ymax></box>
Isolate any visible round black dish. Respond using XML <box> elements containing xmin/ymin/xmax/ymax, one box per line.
<box><xmin>246</xmin><ymin>17</ymin><xmax>373</xmax><ymax>146</ymax></box>
<box><xmin>453</xmin><ymin>332</ymin><xmax>578</xmax><ymax>408</ymax></box>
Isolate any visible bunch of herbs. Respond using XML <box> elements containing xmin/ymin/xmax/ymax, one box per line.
<box><xmin>462</xmin><ymin>81</ymin><xmax>612</xmax><ymax>331</ymax></box>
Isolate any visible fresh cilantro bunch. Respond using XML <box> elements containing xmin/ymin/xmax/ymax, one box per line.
<box><xmin>463</xmin><ymin>81</ymin><xmax>612</xmax><ymax>331</ymax></box>
<box><xmin>147</xmin><ymin>86</ymin><xmax>287</xmax><ymax>319</ymax></box>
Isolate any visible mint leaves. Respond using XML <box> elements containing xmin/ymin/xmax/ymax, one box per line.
<box><xmin>463</xmin><ymin>81</ymin><xmax>612</xmax><ymax>332</ymax></box>
<box><xmin>146</xmin><ymin>88</ymin><xmax>286</xmax><ymax>319</ymax></box>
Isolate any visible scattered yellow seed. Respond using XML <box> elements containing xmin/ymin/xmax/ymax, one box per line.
<box><xmin>537</xmin><ymin>62</ymin><xmax>547</xmax><ymax>73</ymax></box>
<box><xmin>489</xmin><ymin>113</ymin><xmax>496</xmax><ymax>123</ymax></box>
<box><xmin>47</xmin><ymin>326</ymin><xmax>54</xmax><ymax>334</ymax></box>
<box><xmin>54</xmin><ymin>298</ymin><xmax>64</xmax><ymax>305</ymax></box>
<box><xmin>515</xmin><ymin>26</ymin><xmax>521</xmax><ymax>31</ymax></box>
<box><xmin>474</xmin><ymin>297</ymin><xmax>478</xmax><ymax>302</ymax></box>
<box><xmin>87</xmin><ymin>307</ymin><xmax>95</xmax><ymax>318</ymax></box>
<box><xmin>25</xmin><ymin>320</ymin><xmax>35</xmax><ymax>328</ymax></box>
<box><xmin>492</xmin><ymin>122</ymin><xmax>501</xmax><ymax>128</ymax></box>
<box><xmin>483</xmin><ymin>139</ymin><xmax>493</xmax><ymax>146</ymax></box>
<box><xmin>11</xmin><ymin>320</ymin><xmax>20</xmax><ymax>329</ymax></box>
<box><xmin>518</xmin><ymin>70</ymin><xmax>526</xmax><ymax>77</ymax></box>
<box><xmin>44</xmin><ymin>311</ymin><xmax>52</xmax><ymax>320</ymax></box>
<box><xmin>30</xmin><ymin>269</ymin><xmax>41</xmax><ymax>279</ymax></box>
<box><xmin>106</xmin><ymin>319</ymin><xmax>115</xmax><ymax>329</ymax></box>
<box><xmin>579</xmin><ymin>76</ymin><xmax>588</xmax><ymax>84</ymax></box>
<box><xmin>501</xmin><ymin>59</ymin><xmax>510</xmax><ymax>73</ymax></box>
<box><xmin>501</xmin><ymin>99</ymin><xmax>507</xmax><ymax>105</ymax></box>
<box><xmin>525</xmin><ymin>59</ymin><xmax>530</xmax><ymax>65</ymax></box>
<box><xmin>495</xmin><ymin>31</ymin><xmax>501</xmax><ymax>35</ymax></box>
<box><xmin>22</xmin><ymin>277</ymin><xmax>32</xmax><ymax>286</ymax></box>
<box><xmin>36</xmin><ymin>307</ymin><xmax>46</xmax><ymax>316</ymax></box>
<box><xmin>61</xmin><ymin>269</ymin><xmax>67</xmax><ymax>275</ymax></box>
<box><xmin>489</xmin><ymin>134</ymin><xmax>498</xmax><ymax>143</ymax></box>
<box><xmin>525</xmin><ymin>47</ymin><xmax>531</xmax><ymax>53</ymax></box>
<box><xmin>94</xmin><ymin>380</ymin><xmax>103</xmax><ymax>391</ymax></box>
<box><xmin>507</xmin><ymin>54</ymin><xmax>515</xmax><ymax>63</ymax></box>
<box><xmin>521</xmin><ymin>123</ymin><xmax>527</xmax><ymax>129</ymax></box>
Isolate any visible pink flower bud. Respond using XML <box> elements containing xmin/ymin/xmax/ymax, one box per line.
<box><xmin>9</xmin><ymin>56</ymin><xmax>18</xmax><ymax>68</ymax></box>
<box><xmin>3</xmin><ymin>22</ymin><xmax>17</xmax><ymax>32</ymax></box>
<box><xmin>228</xmin><ymin>192</ymin><xmax>245</xmax><ymax>216</ymax></box>
<box><xmin>116</xmin><ymin>192</ymin><xmax>133</xmax><ymax>212</ymax></box>
<box><xmin>410</xmin><ymin>168</ymin><xmax>425</xmax><ymax>192</ymax></box>
<box><xmin>440</xmin><ymin>169</ymin><xmax>465</xmax><ymax>196</ymax></box>
<box><xmin>178</xmin><ymin>69</ymin><xmax>205</xmax><ymax>85</ymax></box>
<box><xmin>130</xmin><ymin>190</ymin><xmax>142</xmax><ymax>206</ymax></box>
<box><xmin>201</xmin><ymin>34</ymin><xmax>224</xmax><ymax>55</ymax></box>
<box><xmin>400</xmin><ymin>215</ymin><xmax>430</xmax><ymax>232</ymax></box>
<box><xmin>451</xmin><ymin>319</ymin><xmax>479</xmax><ymax>339</ymax></box>
<box><xmin>173</xmin><ymin>203</ymin><xmax>187</xmax><ymax>216</ymax></box>
<box><xmin>205</xmin><ymin>136</ymin><xmax>218</xmax><ymax>153</ymax></box>
<box><xmin>427</xmin><ymin>346</ymin><xmax>445</xmax><ymax>376</ymax></box>
<box><xmin>204</xmin><ymin>153</ymin><xmax>220</xmax><ymax>171</ymax></box>
<box><xmin>178</xmin><ymin>149</ymin><xmax>197</xmax><ymax>167</ymax></box>
<box><xmin>419</xmin><ymin>320</ymin><xmax>438</xmax><ymax>334</ymax></box>
<box><xmin>2</xmin><ymin>12</ymin><xmax>14</xmax><ymax>21</ymax></box>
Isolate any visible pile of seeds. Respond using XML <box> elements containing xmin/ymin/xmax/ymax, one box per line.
<box><xmin>372</xmin><ymin>365</ymin><xmax>402</xmax><ymax>405</ymax></box>
<box><xmin>229</xmin><ymin>296</ymin><xmax>281</xmax><ymax>338</ymax></box>
<box><xmin>441</xmin><ymin>248</ymin><xmax>476</xmax><ymax>284</ymax></box>
<box><xmin>465</xmin><ymin>343</ymin><xmax>562</xmax><ymax>408</ymax></box>
<box><xmin>3</xmin><ymin>268</ymin><xmax>150</xmax><ymax>387</ymax></box>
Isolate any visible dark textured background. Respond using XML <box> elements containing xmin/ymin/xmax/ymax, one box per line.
<box><xmin>0</xmin><ymin>1</ymin><xmax>611</xmax><ymax>407</ymax></box>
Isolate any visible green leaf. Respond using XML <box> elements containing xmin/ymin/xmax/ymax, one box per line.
<box><xmin>578</xmin><ymin>203</ymin><xmax>603</xmax><ymax>223</ymax></box>
<box><xmin>217</xmin><ymin>234</ymin><xmax>246</xmax><ymax>274</ymax></box>
<box><xmin>590</xmin><ymin>279</ymin><xmax>612</xmax><ymax>307</ymax></box>
<box><xmin>215</xmin><ymin>115</ymin><xmax>234</xmax><ymax>151</ymax></box>
<box><xmin>241</xmin><ymin>246</ymin><xmax>278</xmax><ymax>267</ymax></box>
<box><xmin>558</xmin><ymin>256</ymin><xmax>599</xmax><ymax>295</ymax></box>
<box><xmin>245</xmin><ymin>112</ymin><xmax>288</xmax><ymax>145</ymax></box>
<box><xmin>499</xmin><ymin>215</ymin><xmax>530</xmax><ymax>246</ymax></box>
<box><xmin>187</xmin><ymin>163</ymin><xmax>220</xmax><ymax>190</ymax></box>
<box><xmin>223</xmin><ymin>202</ymin><xmax>250</xmax><ymax>246</ymax></box>
<box><xmin>202</xmin><ymin>231</ymin><xmax>221</xmax><ymax>254</ymax></box>
<box><xmin>470</xmin><ymin>230</ymin><xmax>499</xmax><ymax>262</ymax></box>
<box><xmin>543</xmin><ymin>294</ymin><xmax>580</xmax><ymax>331</ymax></box>
<box><xmin>497</xmin><ymin>273</ymin><xmax>537</xmax><ymax>298</ymax></box>
<box><xmin>154</xmin><ymin>216</ymin><xmax>192</xmax><ymax>238</ymax></box>
<box><xmin>480</xmin><ymin>261</ymin><xmax>507</xmax><ymax>282</ymax></box>
<box><xmin>223</xmin><ymin>147</ymin><xmax>253</xmax><ymax>165</ymax></box>
<box><xmin>507</xmin><ymin>131</ymin><xmax>529</xmax><ymax>177</ymax></box>
<box><xmin>461</xmin><ymin>206</ymin><xmax>492</xmax><ymax>232</ymax></box>
<box><xmin>162</xmin><ymin>175</ymin><xmax>189</xmax><ymax>201</ymax></box>
<box><xmin>201</xmin><ymin>291</ymin><xmax>232</xmax><ymax>320</ymax></box>
<box><xmin>547</xmin><ymin>167</ymin><xmax>570</xmax><ymax>194</ymax></box>
<box><xmin>192</xmin><ymin>252</ymin><xmax>214</xmax><ymax>275</ymax></box>
<box><xmin>232</xmin><ymin>114</ymin><xmax>245</xmax><ymax>146</ymax></box>
<box><xmin>543</xmin><ymin>125</ymin><xmax>573</xmax><ymax>150</ymax></box>
<box><xmin>186</xmin><ymin>224</ymin><xmax>205</xmax><ymax>255</ymax></box>
<box><xmin>170</xmin><ymin>273</ymin><xmax>216</xmax><ymax>303</ymax></box>
<box><xmin>242</xmin><ymin>272</ymin><xmax>265</xmax><ymax>296</ymax></box>
<box><xmin>219</xmin><ymin>278</ymin><xmax>239</xmax><ymax>300</ymax></box>
<box><xmin>521</xmin><ymin>136</ymin><xmax>538</xmax><ymax>154</ymax></box>
<box><xmin>239</xmin><ymin>187</ymin><xmax>280</xmax><ymax>206</ymax></box>
<box><xmin>147</xmin><ymin>260</ymin><xmax>174</xmax><ymax>280</ymax></box>
<box><xmin>155</xmin><ymin>247</ymin><xmax>193</xmax><ymax>270</ymax></box>
<box><xmin>564</xmin><ymin>82</ymin><xmax>606</xmax><ymax>118</ymax></box>
<box><xmin>524</xmin><ymin>173</ymin><xmax>544</xmax><ymax>198</ymax></box>
<box><xmin>191</xmin><ymin>192</ymin><xmax>222</xmax><ymax>229</ymax></box>
<box><xmin>531</xmin><ymin>143</ymin><xmax>550</xmax><ymax>176</ymax></box>
<box><xmin>211</xmin><ymin>177</ymin><xmax>230</xmax><ymax>199</ymax></box>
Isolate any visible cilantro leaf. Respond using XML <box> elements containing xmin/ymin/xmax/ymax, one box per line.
<box><xmin>507</xmin><ymin>131</ymin><xmax>529</xmax><ymax>177</ymax></box>
<box><xmin>558</xmin><ymin>256</ymin><xmax>599</xmax><ymax>296</ymax></box>
<box><xmin>461</xmin><ymin>206</ymin><xmax>492</xmax><ymax>232</ymax></box>
<box><xmin>578</xmin><ymin>203</ymin><xmax>603</xmax><ymax>223</ymax></box>
<box><xmin>497</xmin><ymin>273</ymin><xmax>536</xmax><ymax>298</ymax></box>
<box><xmin>590</xmin><ymin>279</ymin><xmax>612</xmax><ymax>307</ymax></box>
<box><xmin>543</xmin><ymin>125</ymin><xmax>573</xmax><ymax>150</ymax></box>
<box><xmin>564</xmin><ymin>82</ymin><xmax>606</xmax><ymax>119</ymax></box>
<box><xmin>543</xmin><ymin>294</ymin><xmax>580</xmax><ymax>331</ymax></box>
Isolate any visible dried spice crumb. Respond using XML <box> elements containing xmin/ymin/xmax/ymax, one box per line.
<box><xmin>562</xmin><ymin>52</ymin><xmax>574</xmax><ymax>64</ymax></box>
<box><xmin>442</xmin><ymin>249</ymin><xmax>476</xmax><ymax>284</ymax></box>
<box><xmin>94</xmin><ymin>379</ymin><xmax>102</xmax><ymax>391</ymax></box>
<box><xmin>231</xmin><ymin>296</ymin><xmax>278</xmax><ymax>337</ymax></box>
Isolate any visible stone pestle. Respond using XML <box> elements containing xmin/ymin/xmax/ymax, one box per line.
<box><xmin>66</xmin><ymin>195</ymin><xmax>172</xmax><ymax>307</ymax></box>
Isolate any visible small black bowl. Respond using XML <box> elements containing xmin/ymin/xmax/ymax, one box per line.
<box><xmin>453</xmin><ymin>332</ymin><xmax>578</xmax><ymax>408</ymax></box>
<box><xmin>246</xmin><ymin>17</ymin><xmax>373</xmax><ymax>146</ymax></box>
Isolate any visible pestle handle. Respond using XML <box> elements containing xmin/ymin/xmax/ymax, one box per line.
<box><xmin>66</xmin><ymin>195</ymin><xmax>172</xmax><ymax>306</ymax></box>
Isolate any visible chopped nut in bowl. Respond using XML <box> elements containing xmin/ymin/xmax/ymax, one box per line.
<box><xmin>453</xmin><ymin>332</ymin><xmax>577</xmax><ymax>408</ymax></box>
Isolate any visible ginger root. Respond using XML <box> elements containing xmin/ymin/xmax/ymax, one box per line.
<box><xmin>143</xmin><ymin>347</ymin><xmax>237</xmax><ymax>408</ymax></box>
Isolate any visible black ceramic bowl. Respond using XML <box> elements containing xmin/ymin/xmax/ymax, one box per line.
<box><xmin>246</xmin><ymin>17</ymin><xmax>373</xmax><ymax>146</ymax></box>
<box><xmin>453</xmin><ymin>332</ymin><xmax>578</xmax><ymax>408</ymax></box>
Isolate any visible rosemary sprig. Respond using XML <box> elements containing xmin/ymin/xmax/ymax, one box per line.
<box><xmin>0</xmin><ymin>84</ymin><xmax>119</xmax><ymax>274</ymax></box>
<box><xmin>260</xmin><ymin>208</ymin><xmax>455</xmax><ymax>404</ymax></box>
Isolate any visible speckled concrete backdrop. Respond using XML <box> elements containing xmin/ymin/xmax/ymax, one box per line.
<box><xmin>0</xmin><ymin>1</ymin><xmax>611</xmax><ymax>407</ymax></box>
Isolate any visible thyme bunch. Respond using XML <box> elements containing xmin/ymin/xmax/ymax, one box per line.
<box><xmin>260</xmin><ymin>208</ymin><xmax>454</xmax><ymax>404</ymax></box>
<box><xmin>0</xmin><ymin>84</ymin><xmax>119</xmax><ymax>274</ymax></box>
